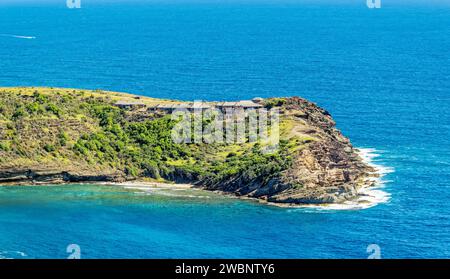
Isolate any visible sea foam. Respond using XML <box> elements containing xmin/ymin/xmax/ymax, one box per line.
<box><xmin>101</xmin><ymin>149</ymin><xmax>393</xmax><ymax>210</ymax></box>
<box><xmin>317</xmin><ymin>148</ymin><xmax>393</xmax><ymax>210</ymax></box>
<box><xmin>284</xmin><ymin>148</ymin><xmax>393</xmax><ymax>211</ymax></box>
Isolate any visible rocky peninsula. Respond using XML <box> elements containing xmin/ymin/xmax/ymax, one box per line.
<box><xmin>0</xmin><ymin>87</ymin><xmax>378</xmax><ymax>206</ymax></box>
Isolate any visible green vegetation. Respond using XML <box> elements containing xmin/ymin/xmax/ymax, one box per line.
<box><xmin>264</xmin><ymin>98</ymin><xmax>286</xmax><ymax>109</ymax></box>
<box><xmin>0</xmin><ymin>88</ymin><xmax>299</xmax><ymax>188</ymax></box>
<box><xmin>0</xmin><ymin>88</ymin><xmax>367</xmax><ymax>205</ymax></box>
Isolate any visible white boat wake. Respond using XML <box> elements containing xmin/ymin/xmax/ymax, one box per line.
<box><xmin>0</xmin><ymin>34</ymin><xmax>36</xmax><ymax>40</ymax></box>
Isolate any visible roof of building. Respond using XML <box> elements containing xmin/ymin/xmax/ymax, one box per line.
<box><xmin>144</xmin><ymin>100</ymin><xmax>263</xmax><ymax>110</ymax></box>
<box><xmin>150</xmin><ymin>102</ymin><xmax>215</xmax><ymax>110</ymax></box>
<box><xmin>114</xmin><ymin>100</ymin><xmax>145</xmax><ymax>106</ymax></box>
<box><xmin>154</xmin><ymin>103</ymin><xmax>179</xmax><ymax>109</ymax></box>
<box><xmin>216</xmin><ymin>102</ymin><xmax>238</xmax><ymax>107</ymax></box>
<box><xmin>191</xmin><ymin>102</ymin><xmax>214</xmax><ymax>109</ymax></box>
<box><xmin>175</xmin><ymin>103</ymin><xmax>193</xmax><ymax>109</ymax></box>
<box><xmin>238</xmin><ymin>100</ymin><xmax>263</xmax><ymax>107</ymax></box>
<box><xmin>215</xmin><ymin>100</ymin><xmax>263</xmax><ymax>108</ymax></box>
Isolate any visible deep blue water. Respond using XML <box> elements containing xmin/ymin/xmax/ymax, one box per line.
<box><xmin>0</xmin><ymin>1</ymin><xmax>449</xmax><ymax>258</ymax></box>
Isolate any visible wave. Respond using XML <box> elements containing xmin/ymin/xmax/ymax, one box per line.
<box><xmin>318</xmin><ymin>147</ymin><xmax>393</xmax><ymax>210</ymax></box>
<box><xmin>123</xmin><ymin>186</ymin><xmax>212</xmax><ymax>199</ymax></box>
<box><xmin>99</xmin><ymin>182</ymin><xmax>212</xmax><ymax>199</ymax></box>
<box><xmin>100</xmin><ymin>149</ymin><xmax>394</xmax><ymax>210</ymax></box>
<box><xmin>0</xmin><ymin>34</ymin><xmax>36</xmax><ymax>40</ymax></box>
<box><xmin>285</xmin><ymin>147</ymin><xmax>394</xmax><ymax>211</ymax></box>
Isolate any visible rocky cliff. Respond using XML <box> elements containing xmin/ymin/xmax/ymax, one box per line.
<box><xmin>0</xmin><ymin>87</ymin><xmax>377</xmax><ymax>205</ymax></box>
<box><xmin>199</xmin><ymin>97</ymin><xmax>377</xmax><ymax>204</ymax></box>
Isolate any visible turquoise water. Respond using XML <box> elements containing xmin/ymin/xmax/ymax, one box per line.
<box><xmin>0</xmin><ymin>1</ymin><xmax>449</xmax><ymax>258</ymax></box>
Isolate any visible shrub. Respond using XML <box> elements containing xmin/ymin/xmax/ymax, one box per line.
<box><xmin>125</xmin><ymin>166</ymin><xmax>139</xmax><ymax>177</ymax></box>
<box><xmin>264</xmin><ymin>98</ymin><xmax>286</xmax><ymax>109</ymax></box>
<box><xmin>43</xmin><ymin>144</ymin><xmax>56</xmax><ymax>152</ymax></box>
<box><xmin>12</xmin><ymin>107</ymin><xmax>25</xmax><ymax>119</ymax></box>
<box><xmin>33</xmin><ymin>92</ymin><xmax>48</xmax><ymax>104</ymax></box>
<box><xmin>45</xmin><ymin>103</ymin><xmax>61</xmax><ymax>117</ymax></box>
<box><xmin>59</xmin><ymin>132</ymin><xmax>69</xmax><ymax>146</ymax></box>
<box><xmin>141</xmin><ymin>161</ymin><xmax>161</xmax><ymax>179</ymax></box>
<box><xmin>26</xmin><ymin>102</ymin><xmax>43</xmax><ymax>114</ymax></box>
<box><xmin>0</xmin><ymin>141</ymin><xmax>11</xmax><ymax>151</ymax></box>
<box><xmin>227</xmin><ymin>152</ymin><xmax>237</xmax><ymax>158</ymax></box>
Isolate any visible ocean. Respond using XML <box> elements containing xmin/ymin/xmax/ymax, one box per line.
<box><xmin>0</xmin><ymin>1</ymin><xmax>449</xmax><ymax>258</ymax></box>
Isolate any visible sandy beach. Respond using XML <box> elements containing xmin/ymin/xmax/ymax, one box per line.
<box><xmin>96</xmin><ymin>181</ymin><xmax>194</xmax><ymax>190</ymax></box>
<box><xmin>100</xmin><ymin>149</ymin><xmax>393</xmax><ymax>211</ymax></box>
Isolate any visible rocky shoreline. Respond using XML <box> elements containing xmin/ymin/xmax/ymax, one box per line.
<box><xmin>0</xmin><ymin>168</ymin><xmax>125</xmax><ymax>185</ymax></box>
<box><xmin>0</xmin><ymin>150</ymin><xmax>386</xmax><ymax>210</ymax></box>
<box><xmin>0</xmin><ymin>87</ymin><xmax>381</xmax><ymax>207</ymax></box>
<box><xmin>0</xmin><ymin>146</ymin><xmax>381</xmax><ymax>208</ymax></box>
<box><xmin>0</xmin><ymin>148</ymin><xmax>385</xmax><ymax>209</ymax></box>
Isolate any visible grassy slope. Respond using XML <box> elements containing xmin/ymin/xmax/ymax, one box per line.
<box><xmin>0</xmin><ymin>87</ymin><xmax>308</xmax><ymax>187</ymax></box>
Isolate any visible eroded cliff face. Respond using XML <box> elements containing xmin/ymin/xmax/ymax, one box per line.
<box><xmin>270</xmin><ymin>140</ymin><xmax>375</xmax><ymax>204</ymax></box>
<box><xmin>199</xmin><ymin>97</ymin><xmax>377</xmax><ymax>205</ymax></box>
<box><xmin>0</xmin><ymin>88</ymin><xmax>376</xmax><ymax>206</ymax></box>
<box><xmin>273</xmin><ymin>97</ymin><xmax>376</xmax><ymax>204</ymax></box>
<box><xmin>0</xmin><ymin>168</ymin><xmax>125</xmax><ymax>185</ymax></box>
